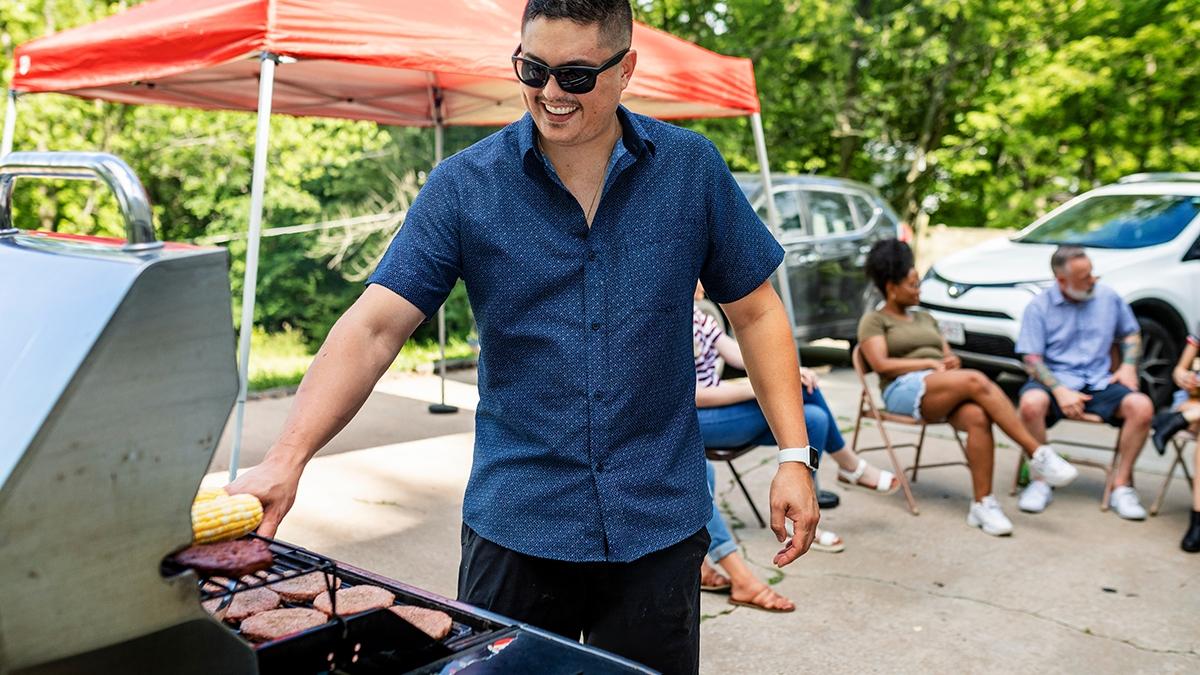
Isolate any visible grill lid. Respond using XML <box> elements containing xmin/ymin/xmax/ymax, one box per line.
<box><xmin>0</xmin><ymin>153</ymin><xmax>250</xmax><ymax>672</ymax></box>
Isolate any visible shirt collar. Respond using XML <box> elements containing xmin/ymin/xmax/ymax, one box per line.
<box><xmin>519</xmin><ymin>105</ymin><xmax>655</xmax><ymax>174</ymax></box>
<box><xmin>1048</xmin><ymin>285</ymin><xmax>1068</xmax><ymax>306</ymax></box>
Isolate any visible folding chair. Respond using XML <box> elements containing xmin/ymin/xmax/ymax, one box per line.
<box><xmin>705</xmin><ymin>444</ymin><xmax>766</xmax><ymax>528</ymax></box>
<box><xmin>849</xmin><ymin>346</ymin><xmax>969</xmax><ymax>515</ymax></box>
<box><xmin>1009</xmin><ymin>417</ymin><xmax>1121</xmax><ymax>511</ymax></box>
<box><xmin>1151</xmin><ymin>431</ymin><xmax>1196</xmax><ymax>516</ymax></box>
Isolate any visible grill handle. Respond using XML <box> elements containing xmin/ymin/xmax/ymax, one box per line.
<box><xmin>0</xmin><ymin>151</ymin><xmax>161</xmax><ymax>251</ymax></box>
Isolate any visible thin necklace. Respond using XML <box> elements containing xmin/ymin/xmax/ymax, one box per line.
<box><xmin>537</xmin><ymin>132</ymin><xmax>614</xmax><ymax>227</ymax></box>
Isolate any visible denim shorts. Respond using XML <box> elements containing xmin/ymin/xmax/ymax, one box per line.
<box><xmin>883</xmin><ymin>369</ymin><xmax>934</xmax><ymax>421</ymax></box>
<box><xmin>1173</xmin><ymin>389</ymin><xmax>1190</xmax><ymax>411</ymax></box>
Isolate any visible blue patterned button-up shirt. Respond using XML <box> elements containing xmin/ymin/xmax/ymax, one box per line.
<box><xmin>368</xmin><ymin>107</ymin><xmax>784</xmax><ymax>562</ymax></box>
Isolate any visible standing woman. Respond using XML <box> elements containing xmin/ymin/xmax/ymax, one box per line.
<box><xmin>857</xmin><ymin>239</ymin><xmax>1078</xmax><ymax>536</ymax></box>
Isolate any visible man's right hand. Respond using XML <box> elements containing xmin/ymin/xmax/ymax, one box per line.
<box><xmin>1053</xmin><ymin>386</ymin><xmax>1091</xmax><ymax>419</ymax></box>
<box><xmin>225</xmin><ymin>454</ymin><xmax>304</xmax><ymax>538</ymax></box>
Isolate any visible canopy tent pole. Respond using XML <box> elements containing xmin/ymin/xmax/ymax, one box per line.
<box><xmin>229</xmin><ymin>53</ymin><xmax>279</xmax><ymax>481</ymax></box>
<box><xmin>1</xmin><ymin>91</ymin><xmax>17</xmax><ymax>157</ymax></box>
<box><xmin>427</xmin><ymin>82</ymin><xmax>457</xmax><ymax>414</ymax></box>
<box><xmin>750</xmin><ymin>112</ymin><xmax>798</xmax><ymax>338</ymax></box>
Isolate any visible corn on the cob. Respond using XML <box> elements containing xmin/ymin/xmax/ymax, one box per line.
<box><xmin>192</xmin><ymin>492</ymin><xmax>263</xmax><ymax>544</ymax></box>
<box><xmin>194</xmin><ymin>487</ymin><xmax>227</xmax><ymax>503</ymax></box>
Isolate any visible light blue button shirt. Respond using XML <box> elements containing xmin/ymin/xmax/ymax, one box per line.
<box><xmin>1016</xmin><ymin>284</ymin><xmax>1139</xmax><ymax>391</ymax></box>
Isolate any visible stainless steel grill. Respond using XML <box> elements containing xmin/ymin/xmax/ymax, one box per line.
<box><xmin>0</xmin><ymin>152</ymin><xmax>653</xmax><ymax>675</ymax></box>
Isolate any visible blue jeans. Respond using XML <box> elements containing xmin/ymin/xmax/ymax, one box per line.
<box><xmin>699</xmin><ymin>386</ymin><xmax>844</xmax><ymax>561</ymax></box>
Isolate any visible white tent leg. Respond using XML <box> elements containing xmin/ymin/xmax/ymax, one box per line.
<box><xmin>429</xmin><ymin>122</ymin><xmax>457</xmax><ymax>414</ymax></box>
<box><xmin>750</xmin><ymin>112</ymin><xmax>799</xmax><ymax>340</ymax></box>
<box><xmin>230</xmin><ymin>54</ymin><xmax>279</xmax><ymax>481</ymax></box>
<box><xmin>1</xmin><ymin>91</ymin><xmax>17</xmax><ymax>158</ymax></box>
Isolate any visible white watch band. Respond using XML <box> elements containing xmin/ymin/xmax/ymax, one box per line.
<box><xmin>778</xmin><ymin>446</ymin><xmax>816</xmax><ymax>469</ymax></box>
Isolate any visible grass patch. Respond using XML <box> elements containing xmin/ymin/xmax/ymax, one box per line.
<box><xmin>248</xmin><ymin>327</ymin><xmax>312</xmax><ymax>392</ymax></box>
<box><xmin>389</xmin><ymin>338</ymin><xmax>475</xmax><ymax>372</ymax></box>
<box><xmin>246</xmin><ymin>329</ymin><xmax>477</xmax><ymax>393</ymax></box>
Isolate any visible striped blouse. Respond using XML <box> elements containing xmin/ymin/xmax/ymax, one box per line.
<box><xmin>693</xmin><ymin>306</ymin><xmax>724</xmax><ymax>388</ymax></box>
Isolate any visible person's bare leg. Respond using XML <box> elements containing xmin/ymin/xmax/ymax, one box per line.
<box><xmin>1112</xmin><ymin>393</ymin><xmax>1153</xmax><ymax>487</ymax></box>
<box><xmin>921</xmin><ymin>370</ymin><xmax>1043</xmax><ymax>456</ymax></box>
<box><xmin>714</xmin><ymin>552</ymin><xmax>794</xmax><ymax>611</ymax></box>
<box><xmin>1019</xmin><ymin>388</ymin><xmax>1051</xmax><ymax>446</ymax></box>
<box><xmin>947</xmin><ymin>402</ymin><xmax>995</xmax><ymax>501</ymax></box>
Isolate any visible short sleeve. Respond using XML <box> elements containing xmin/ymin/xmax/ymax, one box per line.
<box><xmin>697</xmin><ymin>141</ymin><xmax>785</xmax><ymax>304</ymax></box>
<box><xmin>366</xmin><ymin>164</ymin><xmax>462</xmax><ymax>320</ymax></box>
<box><xmin>1114</xmin><ymin>294</ymin><xmax>1139</xmax><ymax>338</ymax></box>
<box><xmin>1189</xmin><ymin>322</ymin><xmax>1199</xmax><ymax>347</ymax></box>
<box><xmin>1016</xmin><ymin>298</ymin><xmax>1047</xmax><ymax>356</ymax></box>
<box><xmin>857</xmin><ymin>312</ymin><xmax>886</xmax><ymax>343</ymax></box>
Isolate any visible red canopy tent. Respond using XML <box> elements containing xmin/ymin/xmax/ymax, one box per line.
<box><xmin>3</xmin><ymin>0</ymin><xmax>791</xmax><ymax>476</ymax></box>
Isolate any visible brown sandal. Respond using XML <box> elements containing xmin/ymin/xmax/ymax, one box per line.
<box><xmin>700</xmin><ymin>561</ymin><xmax>731</xmax><ymax>593</ymax></box>
<box><xmin>729</xmin><ymin>586</ymin><xmax>795</xmax><ymax>613</ymax></box>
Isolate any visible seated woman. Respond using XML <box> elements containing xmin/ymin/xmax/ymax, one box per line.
<box><xmin>693</xmin><ymin>283</ymin><xmax>892</xmax><ymax>611</ymax></box>
<box><xmin>857</xmin><ymin>239</ymin><xmax>1077</xmax><ymax>536</ymax></box>
<box><xmin>1150</xmin><ymin>328</ymin><xmax>1200</xmax><ymax>551</ymax></box>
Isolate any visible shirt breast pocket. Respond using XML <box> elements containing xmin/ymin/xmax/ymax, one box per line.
<box><xmin>616</xmin><ymin>236</ymin><xmax>693</xmax><ymax>314</ymax></box>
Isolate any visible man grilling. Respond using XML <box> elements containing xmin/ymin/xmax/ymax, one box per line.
<box><xmin>227</xmin><ymin>2</ymin><xmax>818</xmax><ymax>672</ymax></box>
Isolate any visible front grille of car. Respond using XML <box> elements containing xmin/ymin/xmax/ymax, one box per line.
<box><xmin>962</xmin><ymin>332</ymin><xmax>1017</xmax><ymax>358</ymax></box>
<box><xmin>920</xmin><ymin>301</ymin><xmax>1012</xmax><ymax>320</ymax></box>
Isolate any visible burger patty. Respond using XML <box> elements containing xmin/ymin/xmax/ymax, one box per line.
<box><xmin>312</xmin><ymin>585</ymin><xmax>395</xmax><ymax>616</ymax></box>
<box><xmin>390</xmin><ymin>605</ymin><xmax>454</xmax><ymax>640</ymax></box>
<box><xmin>223</xmin><ymin>586</ymin><xmax>281</xmax><ymax>622</ymax></box>
<box><xmin>174</xmin><ymin>539</ymin><xmax>273</xmax><ymax>578</ymax></box>
<box><xmin>239</xmin><ymin>608</ymin><xmax>328</xmax><ymax>642</ymax></box>
<box><xmin>272</xmin><ymin>571</ymin><xmax>340</xmax><ymax>603</ymax></box>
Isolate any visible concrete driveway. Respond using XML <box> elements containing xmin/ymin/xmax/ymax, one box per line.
<box><xmin>204</xmin><ymin>365</ymin><xmax>1200</xmax><ymax>674</ymax></box>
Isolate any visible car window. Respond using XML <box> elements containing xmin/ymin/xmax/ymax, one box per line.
<box><xmin>805</xmin><ymin>191</ymin><xmax>856</xmax><ymax>236</ymax></box>
<box><xmin>848</xmin><ymin>194</ymin><xmax>879</xmax><ymax>229</ymax></box>
<box><xmin>756</xmin><ymin>189</ymin><xmax>807</xmax><ymax>235</ymax></box>
<box><xmin>1017</xmin><ymin>194</ymin><xmax>1200</xmax><ymax>249</ymax></box>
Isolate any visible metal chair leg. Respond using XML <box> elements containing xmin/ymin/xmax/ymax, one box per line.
<box><xmin>1151</xmin><ymin>438</ymin><xmax>1194</xmax><ymax>516</ymax></box>
<box><xmin>1100</xmin><ymin>426</ymin><xmax>1123</xmax><ymax>512</ymax></box>
<box><xmin>728</xmin><ymin>460</ymin><xmax>766</xmax><ymax>528</ymax></box>
<box><xmin>911</xmin><ymin>424</ymin><xmax>928</xmax><ymax>483</ymax></box>
<box><xmin>876</xmin><ymin>419</ymin><xmax>919</xmax><ymax>515</ymax></box>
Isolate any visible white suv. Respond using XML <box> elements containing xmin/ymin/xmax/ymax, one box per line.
<box><xmin>921</xmin><ymin>173</ymin><xmax>1200</xmax><ymax>409</ymax></box>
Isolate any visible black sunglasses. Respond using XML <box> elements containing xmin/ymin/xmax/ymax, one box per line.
<box><xmin>511</xmin><ymin>45</ymin><xmax>630</xmax><ymax>95</ymax></box>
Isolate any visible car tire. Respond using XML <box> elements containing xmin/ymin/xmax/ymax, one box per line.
<box><xmin>1136</xmin><ymin>316</ymin><xmax>1179</xmax><ymax>410</ymax></box>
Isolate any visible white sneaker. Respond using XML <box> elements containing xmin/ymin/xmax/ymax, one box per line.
<box><xmin>1029</xmin><ymin>445</ymin><xmax>1078</xmax><ymax>487</ymax></box>
<box><xmin>1109</xmin><ymin>486</ymin><xmax>1147</xmax><ymax>520</ymax></box>
<box><xmin>967</xmin><ymin>495</ymin><xmax>1014</xmax><ymax>536</ymax></box>
<box><xmin>1018</xmin><ymin>480</ymin><xmax>1053</xmax><ymax>513</ymax></box>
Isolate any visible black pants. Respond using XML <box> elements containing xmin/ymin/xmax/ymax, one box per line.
<box><xmin>457</xmin><ymin>525</ymin><xmax>709</xmax><ymax>675</ymax></box>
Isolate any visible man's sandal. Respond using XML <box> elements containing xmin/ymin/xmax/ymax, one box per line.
<box><xmin>837</xmin><ymin>458</ymin><xmax>900</xmax><ymax>495</ymax></box>
<box><xmin>810</xmin><ymin>528</ymin><xmax>845</xmax><ymax>553</ymax></box>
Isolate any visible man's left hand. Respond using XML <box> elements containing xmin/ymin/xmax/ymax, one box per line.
<box><xmin>1111</xmin><ymin>363</ymin><xmax>1139</xmax><ymax>391</ymax></box>
<box><xmin>769</xmin><ymin>462</ymin><xmax>819</xmax><ymax>567</ymax></box>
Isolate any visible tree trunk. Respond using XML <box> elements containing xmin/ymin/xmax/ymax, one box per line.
<box><xmin>837</xmin><ymin>0</ymin><xmax>871</xmax><ymax>177</ymax></box>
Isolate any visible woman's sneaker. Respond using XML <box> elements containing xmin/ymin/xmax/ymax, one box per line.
<box><xmin>967</xmin><ymin>495</ymin><xmax>1014</xmax><ymax>536</ymax></box>
<box><xmin>1029</xmin><ymin>445</ymin><xmax>1078</xmax><ymax>487</ymax></box>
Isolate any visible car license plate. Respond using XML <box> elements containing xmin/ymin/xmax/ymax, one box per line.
<box><xmin>940</xmin><ymin>320</ymin><xmax>966</xmax><ymax>345</ymax></box>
